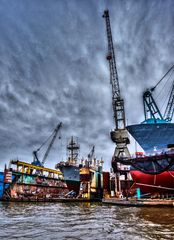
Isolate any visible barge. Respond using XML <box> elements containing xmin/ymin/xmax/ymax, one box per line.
<box><xmin>0</xmin><ymin>160</ymin><xmax>69</xmax><ymax>201</ymax></box>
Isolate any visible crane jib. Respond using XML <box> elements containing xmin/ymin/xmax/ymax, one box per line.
<box><xmin>103</xmin><ymin>10</ymin><xmax>125</xmax><ymax>130</ymax></box>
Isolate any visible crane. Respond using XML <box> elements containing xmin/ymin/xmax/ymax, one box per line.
<box><xmin>87</xmin><ymin>145</ymin><xmax>95</xmax><ymax>164</ymax></box>
<box><xmin>103</xmin><ymin>10</ymin><xmax>130</xmax><ymax>160</ymax></box>
<box><xmin>32</xmin><ymin>122</ymin><xmax>62</xmax><ymax>167</ymax></box>
<box><xmin>143</xmin><ymin>64</ymin><xmax>174</xmax><ymax>123</ymax></box>
<box><xmin>143</xmin><ymin>89</ymin><xmax>164</xmax><ymax>122</ymax></box>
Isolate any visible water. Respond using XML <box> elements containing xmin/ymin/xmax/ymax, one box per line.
<box><xmin>0</xmin><ymin>202</ymin><xmax>174</xmax><ymax>240</ymax></box>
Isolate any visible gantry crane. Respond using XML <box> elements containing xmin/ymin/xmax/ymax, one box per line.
<box><xmin>103</xmin><ymin>10</ymin><xmax>130</xmax><ymax>161</ymax></box>
<box><xmin>32</xmin><ymin>122</ymin><xmax>62</xmax><ymax>167</ymax></box>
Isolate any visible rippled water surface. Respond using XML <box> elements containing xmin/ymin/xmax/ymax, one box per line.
<box><xmin>0</xmin><ymin>202</ymin><xmax>174</xmax><ymax>240</ymax></box>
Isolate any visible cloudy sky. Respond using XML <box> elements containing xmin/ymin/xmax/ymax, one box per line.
<box><xmin>0</xmin><ymin>0</ymin><xmax>174</xmax><ymax>171</ymax></box>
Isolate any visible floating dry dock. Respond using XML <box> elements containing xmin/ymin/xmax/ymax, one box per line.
<box><xmin>102</xmin><ymin>198</ymin><xmax>174</xmax><ymax>207</ymax></box>
<box><xmin>1</xmin><ymin>160</ymin><xmax>68</xmax><ymax>202</ymax></box>
<box><xmin>0</xmin><ymin>158</ymin><xmax>103</xmax><ymax>202</ymax></box>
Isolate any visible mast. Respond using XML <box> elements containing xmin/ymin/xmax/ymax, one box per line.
<box><xmin>67</xmin><ymin>136</ymin><xmax>80</xmax><ymax>165</ymax></box>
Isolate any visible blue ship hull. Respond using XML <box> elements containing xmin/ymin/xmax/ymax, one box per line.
<box><xmin>58</xmin><ymin>165</ymin><xmax>80</xmax><ymax>193</ymax></box>
<box><xmin>126</xmin><ymin>123</ymin><xmax>174</xmax><ymax>153</ymax></box>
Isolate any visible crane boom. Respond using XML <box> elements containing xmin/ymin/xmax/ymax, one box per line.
<box><xmin>42</xmin><ymin>122</ymin><xmax>62</xmax><ymax>165</ymax></box>
<box><xmin>103</xmin><ymin>10</ymin><xmax>130</xmax><ymax>160</ymax></box>
<box><xmin>103</xmin><ymin>10</ymin><xmax>125</xmax><ymax>130</ymax></box>
<box><xmin>88</xmin><ymin>145</ymin><xmax>95</xmax><ymax>164</ymax></box>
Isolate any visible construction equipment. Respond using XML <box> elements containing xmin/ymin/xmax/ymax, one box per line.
<box><xmin>32</xmin><ymin>122</ymin><xmax>62</xmax><ymax>167</ymax></box>
<box><xmin>103</xmin><ymin>10</ymin><xmax>130</xmax><ymax>160</ymax></box>
<box><xmin>143</xmin><ymin>64</ymin><xmax>174</xmax><ymax>123</ymax></box>
<box><xmin>103</xmin><ymin>10</ymin><xmax>130</xmax><ymax>196</ymax></box>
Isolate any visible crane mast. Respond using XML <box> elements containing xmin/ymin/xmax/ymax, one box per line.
<box><xmin>103</xmin><ymin>10</ymin><xmax>130</xmax><ymax>159</ymax></box>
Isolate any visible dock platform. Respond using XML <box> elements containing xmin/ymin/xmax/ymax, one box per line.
<box><xmin>1</xmin><ymin>197</ymin><xmax>101</xmax><ymax>203</ymax></box>
<box><xmin>102</xmin><ymin>198</ymin><xmax>174</xmax><ymax>207</ymax></box>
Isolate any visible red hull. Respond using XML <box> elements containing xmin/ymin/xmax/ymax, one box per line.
<box><xmin>130</xmin><ymin>170</ymin><xmax>174</xmax><ymax>193</ymax></box>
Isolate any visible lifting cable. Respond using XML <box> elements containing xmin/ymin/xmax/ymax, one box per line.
<box><xmin>152</xmin><ymin>65</ymin><xmax>174</xmax><ymax>115</ymax></box>
<box><xmin>35</xmin><ymin>128</ymin><xmax>56</xmax><ymax>152</ymax></box>
<box><xmin>160</xmin><ymin>78</ymin><xmax>174</xmax><ymax>113</ymax></box>
<box><xmin>151</xmin><ymin>64</ymin><xmax>174</xmax><ymax>92</ymax></box>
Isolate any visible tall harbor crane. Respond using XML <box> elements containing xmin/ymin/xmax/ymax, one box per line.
<box><xmin>32</xmin><ymin>122</ymin><xmax>62</xmax><ymax>167</ymax></box>
<box><xmin>103</xmin><ymin>10</ymin><xmax>130</xmax><ymax>161</ymax></box>
<box><xmin>103</xmin><ymin>10</ymin><xmax>131</xmax><ymax>196</ymax></box>
<box><xmin>143</xmin><ymin>64</ymin><xmax>174</xmax><ymax>123</ymax></box>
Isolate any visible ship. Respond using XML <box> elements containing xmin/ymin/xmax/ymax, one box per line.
<box><xmin>55</xmin><ymin>136</ymin><xmax>81</xmax><ymax>194</ymax></box>
<box><xmin>126</xmin><ymin>122</ymin><xmax>174</xmax><ymax>194</ymax></box>
<box><xmin>127</xmin><ymin>121</ymin><xmax>174</xmax><ymax>154</ymax></box>
<box><xmin>0</xmin><ymin>160</ymin><xmax>69</xmax><ymax>201</ymax></box>
<box><xmin>101</xmin><ymin>8</ymin><xmax>174</xmax><ymax>196</ymax></box>
<box><xmin>0</xmin><ymin>122</ymin><xmax>70</xmax><ymax>201</ymax></box>
<box><xmin>55</xmin><ymin>137</ymin><xmax>104</xmax><ymax>199</ymax></box>
<box><xmin>125</xmin><ymin>65</ymin><xmax>174</xmax><ymax>195</ymax></box>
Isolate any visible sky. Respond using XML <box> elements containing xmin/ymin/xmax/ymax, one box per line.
<box><xmin>0</xmin><ymin>0</ymin><xmax>174</xmax><ymax>171</ymax></box>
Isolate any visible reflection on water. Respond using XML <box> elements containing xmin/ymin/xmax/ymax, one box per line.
<box><xmin>0</xmin><ymin>202</ymin><xmax>174</xmax><ymax>240</ymax></box>
<box><xmin>138</xmin><ymin>207</ymin><xmax>174</xmax><ymax>225</ymax></box>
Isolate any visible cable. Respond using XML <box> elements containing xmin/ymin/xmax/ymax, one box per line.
<box><xmin>151</xmin><ymin>64</ymin><xmax>174</xmax><ymax>92</ymax></box>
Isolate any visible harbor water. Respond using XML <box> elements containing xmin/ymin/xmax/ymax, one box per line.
<box><xmin>0</xmin><ymin>202</ymin><xmax>173</xmax><ymax>240</ymax></box>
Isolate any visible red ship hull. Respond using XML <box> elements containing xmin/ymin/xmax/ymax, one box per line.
<box><xmin>130</xmin><ymin>170</ymin><xmax>174</xmax><ymax>193</ymax></box>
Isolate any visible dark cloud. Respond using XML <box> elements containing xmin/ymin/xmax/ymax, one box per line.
<box><xmin>0</xmin><ymin>0</ymin><xmax>174</xmax><ymax>170</ymax></box>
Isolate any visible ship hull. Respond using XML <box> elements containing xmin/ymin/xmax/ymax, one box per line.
<box><xmin>1</xmin><ymin>171</ymin><xmax>68</xmax><ymax>201</ymax></box>
<box><xmin>126</xmin><ymin>123</ymin><xmax>174</xmax><ymax>152</ymax></box>
<box><xmin>58</xmin><ymin>165</ymin><xmax>81</xmax><ymax>194</ymax></box>
<box><xmin>65</xmin><ymin>180</ymin><xmax>80</xmax><ymax>193</ymax></box>
<box><xmin>126</xmin><ymin>123</ymin><xmax>174</xmax><ymax>194</ymax></box>
<box><xmin>130</xmin><ymin>170</ymin><xmax>174</xmax><ymax>193</ymax></box>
